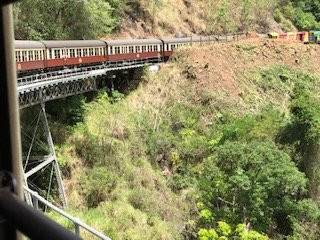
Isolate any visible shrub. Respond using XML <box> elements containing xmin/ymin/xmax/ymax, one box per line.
<box><xmin>80</xmin><ymin>167</ymin><xmax>117</xmax><ymax>207</ymax></box>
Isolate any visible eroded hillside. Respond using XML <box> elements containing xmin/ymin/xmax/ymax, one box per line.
<box><xmin>111</xmin><ymin>0</ymin><xmax>283</xmax><ymax>38</ymax></box>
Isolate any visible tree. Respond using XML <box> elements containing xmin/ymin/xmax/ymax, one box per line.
<box><xmin>13</xmin><ymin>0</ymin><xmax>119</xmax><ymax>40</ymax></box>
<box><xmin>198</xmin><ymin>141</ymin><xmax>308</xmax><ymax>234</ymax></box>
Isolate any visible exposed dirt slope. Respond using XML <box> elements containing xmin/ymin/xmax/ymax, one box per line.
<box><xmin>168</xmin><ymin>37</ymin><xmax>320</xmax><ymax>112</ymax></box>
<box><xmin>108</xmin><ymin>0</ymin><xmax>285</xmax><ymax>39</ymax></box>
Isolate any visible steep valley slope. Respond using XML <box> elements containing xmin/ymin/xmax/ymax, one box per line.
<box><xmin>52</xmin><ymin>36</ymin><xmax>320</xmax><ymax>240</ymax></box>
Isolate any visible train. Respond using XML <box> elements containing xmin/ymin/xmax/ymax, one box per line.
<box><xmin>16</xmin><ymin>31</ymin><xmax>316</xmax><ymax>76</ymax></box>
<box><xmin>267</xmin><ymin>31</ymin><xmax>320</xmax><ymax>44</ymax></box>
<box><xmin>15</xmin><ymin>36</ymin><xmax>220</xmax><ymax>75</ymax></box>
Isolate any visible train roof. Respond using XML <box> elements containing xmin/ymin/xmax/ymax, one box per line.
<box><xmin>162</xmin><ymin>36</ymin><xmax>217</xmax><ymax>44</ymax></box>
<box><xmin>105</xmin><ymin>39</ymin><xmax>162</xmax><ymax>46</ymax></box>
<box><xmin>41</xmin><ymin>40</ymin><xmax>106</xmax><ymax>48</ymax></box>
<box><xmin>15</xmin><ymin>40</ymin><xmax>45</xmax><ymax>49</ymax></box>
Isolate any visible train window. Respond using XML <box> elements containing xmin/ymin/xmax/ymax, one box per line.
<box><xmin>28</xmin><ymin>51</ymin><xmax>34</xmax><ymax>61</ymax></box>
<box><xmin>109</xmin><ymin>47</ymin><xmax>113</xmax><ymax>55</ymax></box>
<box><xmin>54</xmin><ymin>49</ymin><xmax>61</xmax><ymax>59</ymax></box>
<box><xmin>142</xmin><ymin>46</ymin><xmax>146</xmax><ymax>52</ymax></box>
<box><xmin>129</xmin><ymin>46</ymin><xmax>134</xmax><ymax>53</ymax></box>
<box><xmin>135</xmin><ymin>46</ymin><xmax>141</xmax><ymax>53</ymax></box>
<box><xmin>21</xmin><ymin>51</ymin><xmax>27</xmax><ymax>61</ymax></box>
<box><xmin>48</xmin><ymin>49</ymin><xmax>52</xmax><ymax>59</ymax></box>
<box><xmin>115</xmin><ymin>46</ymin><xmax>121</xmax><ymax>54</ymax></box>
<box><xmin>95</xmin><ymin>48</ymin><xmax>99</xmax><ymax>56</ymax></box>
<box><xmin>76</xmin><ymin>49</ymin><xmax>82</xmax><ymax>57</ymax></box>
<box><xmin>70</xmin><ymin>49</ymin><xmax>75</xmax><ymax>58</ymax></box>
<box><xmin>65</xmin><ymin>49</ymin><xmax>69</xmax><ymax>58</ymax></box>
<box><xmin>15</xmin><ymin>51</ymin><xmax>21</xmax><ymax>62</ymax></box>
<box><xmin>34</xmin><ymin>51</ymin><xmax>39</xmax><ymax>60</ymax></box>
<box><xmin>83</xmin><ymin>49</ymin><xmax>88</xmax><ymax>57</ymax></box>
<box><xmin>122</xmin><ymin>46</ymin><xmax>127</xmax><ymax>54</ymax></box>
<box><xmin>147</xmin><ymin>45</ymin><xmax>151</xmax><ymax>52</ymax></box>
<box><xmin>89</xmin><ymin>48</ymin><xmax>94</xmax><ymax>56</ymax></box>
<box><xmin>154</xmin><ymin>45</ymin><xmax>158</xmax><ymax>51</ymax></box>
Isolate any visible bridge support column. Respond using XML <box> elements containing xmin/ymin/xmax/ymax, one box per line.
<box><xmin>22</xmin><ymin>103</ymin><xmax>67</xmax><ymax>209</ymax></box>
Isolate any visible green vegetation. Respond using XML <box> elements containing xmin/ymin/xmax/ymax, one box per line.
<box><xmin>46</xmin><ymin>62</ymin><xmax>320</xmax><ymax>239</ymax></box>
<box><xmin>274</xmin><ymin>0</ymin><xmax>320</xmax><ymax>30</ymax></box>
<box><xmin>13</xmin><ymin>0</ymin><xmax>125</xmax><ymax>39</ymax></box>
<box><xmin>198</xmin><ymin>222</ymin><xmax>268</xmax><ymax>240</ymax></box>
<box><xmin>204</xmin><ymin>0</ymin><xmax>278</xmax><ymax>34</ymax></box>
<box><xmin>204</xmin><ymin>0</ymin><xmax>320</xmax><ymax>33</ymax></box>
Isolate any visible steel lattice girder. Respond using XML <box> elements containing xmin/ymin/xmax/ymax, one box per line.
<box><xmin>19</xmin><ymin>78</ymin><xmax>97</xmax><ymax>108</ymax></box>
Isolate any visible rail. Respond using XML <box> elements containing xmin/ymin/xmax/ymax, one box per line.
<box><xmin>17</xmin><ymin>58</ymin><xmax>161</xmax><ymax>87</ymax></box>
<box><xmin>0</xmin><ymin>189</ymin><xmax>81</xmax><ymax>240</ymax></box>
<box><xmin>24</xmin><ymin>187</ymin><xmax>112</xmax><ymax>240</ymax></box>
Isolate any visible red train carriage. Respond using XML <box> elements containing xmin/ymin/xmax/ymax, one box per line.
<box><xmin>296</xmin><ymin>32</ymin><xmax>309</xmax><ymax>43</ymax></box>
<box><xmin>15</xmin><ymin>40</ymin><xmax>46</xmax><ymax>72</ymax></box>
<box><xmin>105</xmin><ymin>39</ymin><xmax>163</xmax><ymax>64</ymax></box>
<box><xmin>279</xmin><ymin>33</ymin><xmax>289</xmax><ymax>40</ymax></box>
<box><xmin>41</xmin><ymin>40</ymin><xmax>107</xmax><ymax>69</ymax></box>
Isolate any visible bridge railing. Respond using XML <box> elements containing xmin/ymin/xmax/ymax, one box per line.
<box><xmin>17</xmin><ymin>58</ymin><xmax>161</xmax><ymax>87</ymax></box>
<box><xmin>24</xmin><ymin>187</ymin><xmax>112</xmax><ymax>240</ymax></box>
<box><xmin>17</xmin><ymin>64</ymin><xmax>107</xmax><ymax>86</ymax></box>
